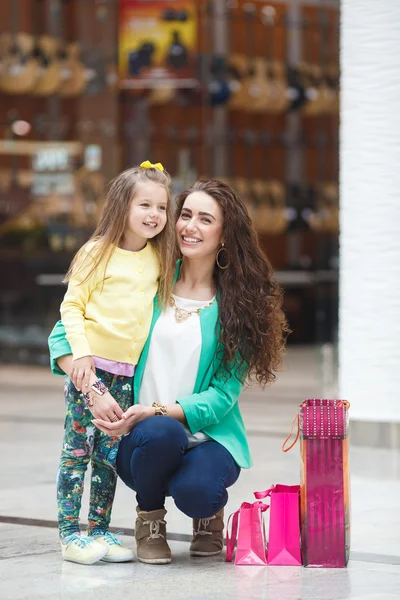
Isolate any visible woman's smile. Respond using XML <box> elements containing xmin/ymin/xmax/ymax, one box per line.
<box><xmin>176</xmin><ymin>191</ymin><xmax>223</xmax><ymax>258</ymax></box>
<box><xmin>181</xmin><ymin>235</ymin><xmax>202</xmax><ymax>245</ymax></box>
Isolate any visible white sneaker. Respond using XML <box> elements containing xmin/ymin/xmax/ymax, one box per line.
<box><xmin>93</xmin><ymin>532</ymin><xmax>134</xmax><ymax>563</ymax></box>
<box><xmin>61</xmin><ymin>534</ymin><xmax>108</xmax><ymax>565</ymax></box>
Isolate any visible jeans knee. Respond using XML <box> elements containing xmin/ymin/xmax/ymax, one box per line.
<box><xmin>117</xmin><ymin>416</ymin><xmax>188</xmax><ymax>478</ymax></box>
<box><xmin>135</xmin><ymin>416</ymin><xmax>188</xmax><ymax>453</ymax></box>
<box><xmin>172</xmin><ymin>478</ymin><xmax>227</xmax><ymax>519</ymax></box>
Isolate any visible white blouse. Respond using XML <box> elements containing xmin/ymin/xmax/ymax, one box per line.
<box><xmin>138</xmin><ymin>294</ymin><xmax>213</xmax><ymax>447</ymax></box>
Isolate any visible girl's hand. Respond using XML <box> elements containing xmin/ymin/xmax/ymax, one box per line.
<box><xmin>92</xmin><ymin>405</ymin><xmax>154</xmax><ymax>436</ymax></box>
<box><xmin>71</xmin><ymin>356</ymin><xmax>96</xmax><ymax>391</ymax></box>
<box><xmin>90</xmin><ymin>390</ymin><xmax>124</xmax><ymax>422</ymax></box>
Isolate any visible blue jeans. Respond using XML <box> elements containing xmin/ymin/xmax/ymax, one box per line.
<box><xmin>117</xmin><ymin>416</ymin><xmax>241</xmax><ymax>518</ymax></box>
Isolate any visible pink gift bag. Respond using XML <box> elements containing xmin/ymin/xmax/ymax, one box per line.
<box><xmin>226</xmin><ymin>501</ymin><xmax>269</xmax><ymax>565</ymax></box>
<box><xmin>254</xmin><ymin>485</ymin><xmax>302</xmax><ymax>566</ymax></box>
<box><xmin>283</xmin><ymin>399</ymin><xmax>351</xmax><ymax>568</ymax></box>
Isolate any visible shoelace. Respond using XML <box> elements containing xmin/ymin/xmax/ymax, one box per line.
<box><xmin>68</xmin><ymin>534</ymin><xmax>94</xmax><ymax>549</ymax></box>
<box><xmin>193</xmin><ymin>515</ymin><xmax>216</xmax><ymax>537</ymax></box>
<box><xmin>100</xmin><ymin>531</ymin><xmax>123</xmax><ymax>547</ymax></box>
<box><xmin>143</xmin><ymin>519</ymin><xmax>166</xmax><ymax>540</ymax></box>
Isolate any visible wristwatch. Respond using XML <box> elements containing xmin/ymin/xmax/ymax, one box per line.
<box><xmin>152</xmin><ymin>402</ymin><xmax>168</xmax><ymax>416</ymax></box>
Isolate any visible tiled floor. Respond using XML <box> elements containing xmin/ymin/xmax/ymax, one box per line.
<box><xmin>1</xmin><ymin>347</ymin><xmax>400</xmax><ymax>600</ymax></box>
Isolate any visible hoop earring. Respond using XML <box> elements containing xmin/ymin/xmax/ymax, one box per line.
<box><xmin>216</xmin><ymin>243</ymin><xmax>230</xmax><ymax>270</ymax></box>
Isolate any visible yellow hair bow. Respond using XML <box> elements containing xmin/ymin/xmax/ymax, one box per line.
<box><xmin>140</xmin><ymin>160</ymin><xmax>164</xmax><ymax>172</ymax></box>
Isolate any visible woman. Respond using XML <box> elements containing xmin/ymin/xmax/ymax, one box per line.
<box><xmin>49</xmin><ymin>179</ymin><xmax>288</xmax><ymax>565</ymax></box>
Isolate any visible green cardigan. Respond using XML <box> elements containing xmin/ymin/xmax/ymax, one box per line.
<box><xmin>48</xmin><ymin>279</ymin><xmax>252</xmax><ymax>469</ymax></box>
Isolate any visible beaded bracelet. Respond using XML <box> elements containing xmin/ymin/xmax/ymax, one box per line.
<box><xmin>82</xmin><ymin>392</ymin><xmax>94</xmax><ymax>408</ymax></box>
<box><xmin>82</xmin><ymin>379</ymin><xmax>109</xmax><ymax>408</ymax></box>
<box><xmin>91</xmin><ymin>379</ymin><xmax>108</xmax><ymax>396</ymax></box>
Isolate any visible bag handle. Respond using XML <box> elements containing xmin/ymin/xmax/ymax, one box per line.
<box><xmin>226</xmin><ymin>509</ymin><xmax>240</xmax><ymax>562</ymax></box>
<box><xmin>254</xmin><ymin>485</ymin><xmax>275</xmax><ymax>500</ymax></box>
<box><xmin>337</xmin><ymin>400</ymin><xmax>350</xmax><ymax>408</ymax></box>
<box><xmin>282</xmin><ymin>413</ymin><xmax>300</xmax><ymax>453</ymax></box>
<box><xmin>225</xmin><ymin>501</ymin><xmax>270</xmax><ymax>563</ymax></box>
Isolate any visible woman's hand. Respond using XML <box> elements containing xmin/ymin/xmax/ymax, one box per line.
<box><xmin>89</xmin><ymin>390</ymin><xmax>125</xmax><ymax>422</ymax></box>
<box><xmin>92</xmin><ymin>405</ymin><xmax>155</xmax><ymax>437</ymax></box>
<box><xmin>71</xmin><ymin>356</ymin><xmax>96</xmax><ymax>391</ymax></box>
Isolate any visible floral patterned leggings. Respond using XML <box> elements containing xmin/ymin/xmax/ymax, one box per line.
<box><xmin>57</xmin><ymin>369</ymin><xmax>133</xmax><ymax>538</ymax></box>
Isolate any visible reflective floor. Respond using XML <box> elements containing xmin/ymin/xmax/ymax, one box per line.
<box><xmin>1</xmin><ymin>347</ymin><xmax>400</xmax><ymax>600</ymax></box>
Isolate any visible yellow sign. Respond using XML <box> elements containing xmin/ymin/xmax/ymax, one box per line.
<box><xmin>119</xmin><ymin>0</ymin><xmax>198</xmax><ymax>89</ymax></box>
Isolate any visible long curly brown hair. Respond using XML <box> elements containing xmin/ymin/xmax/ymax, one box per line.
<box><xmin>175</xmin><ymin>179</ymin><xmax>289</xmax><ymax>386</ymax></box>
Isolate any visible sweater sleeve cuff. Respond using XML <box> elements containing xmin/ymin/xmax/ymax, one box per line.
<box><xmin>67</xmin><ymin>336</ymin><xmax>92</xmax><ymax>361</ymax></box>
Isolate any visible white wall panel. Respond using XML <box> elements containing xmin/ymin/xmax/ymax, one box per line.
<box><xmin>339</xmin><ymin>0</ymin><xmax>400</xmax><ymax>422</ymax></box>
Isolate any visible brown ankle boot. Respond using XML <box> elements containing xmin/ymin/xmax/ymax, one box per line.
<box><xmin>190</xmin><ymin>509</ymin><xmax>224</xmax><ymax>556</ymax></box>
<box><xmin>135</xmin><ymin>507</ymin><xmax>171</xmax><ymax>564</ymax></box>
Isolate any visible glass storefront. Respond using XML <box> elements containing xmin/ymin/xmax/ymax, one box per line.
<box><xmin>0</xmin><ymin>0</ymin><xmax>340</xmax><ymax>366</ymax></box>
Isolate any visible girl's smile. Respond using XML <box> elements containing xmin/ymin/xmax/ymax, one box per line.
<box><xmin>125</xmin><ymin>181</ymin><xmax>168</xmax><ymax>245</ymax></box>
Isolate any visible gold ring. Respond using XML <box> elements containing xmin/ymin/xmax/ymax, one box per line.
<box><xmin>109</xmin><ymin>415</ymin><xmax>119</xmax><ymax>422</ymax></box>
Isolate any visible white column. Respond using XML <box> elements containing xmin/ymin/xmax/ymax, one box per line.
<box><xmin>339</xmin><ymin>0</ymin><xmax>400</xmax><ymax>422</ymax></box>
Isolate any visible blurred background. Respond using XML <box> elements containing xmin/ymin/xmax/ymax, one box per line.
<box><xmin>0</xmin><ymin>0</ymin><xmax>340</xmax><ymax>383</ymax></box>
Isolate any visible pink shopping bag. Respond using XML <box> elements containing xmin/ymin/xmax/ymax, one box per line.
<box><xmin>254</xmin><ymin>485</ymin><xmax>301</xmax><ymax>566</ymax></box>
<box><xmin>226</xmin><ymin>501</ymin><xmax>269</xmax><ymax>565</ymax></box>
<box><xmin>300</xmin><ymin>399</ymin><xmax>351</xmax><ymax>568</ymax></box>
<box><xmin>283</xmin><ymin>399</ymin><xmax>351</xmax><ymax>568</ymax></box>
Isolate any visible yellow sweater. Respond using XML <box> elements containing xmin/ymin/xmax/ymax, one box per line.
<box><xmin>60</xmin><ymin>241</ymin><xmax>160</xmax><ymax>364</ymax></box>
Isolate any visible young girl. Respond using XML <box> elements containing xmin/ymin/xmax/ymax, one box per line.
<box><xmin>56</xmin><ymin>161</ymin><xmax>175</xmax><ymax>565</ymax></box>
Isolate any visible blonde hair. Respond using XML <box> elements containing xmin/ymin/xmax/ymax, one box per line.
<box><xmin>65</xmin><ymin>165</ymin><xmax>175</xmax><ymax>307</ymax></box>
